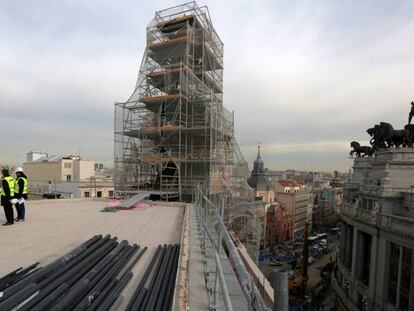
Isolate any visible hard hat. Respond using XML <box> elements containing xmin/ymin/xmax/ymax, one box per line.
<box><xmin>15</xmin><ymin>167</ymin><xmax>24</xmax><ymax>173</ymax></box>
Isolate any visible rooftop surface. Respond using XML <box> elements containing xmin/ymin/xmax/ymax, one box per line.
<box><xmin>0</xmin><ymin>199</ymin><xmax>185</xmax><ymax>309</ymax></box>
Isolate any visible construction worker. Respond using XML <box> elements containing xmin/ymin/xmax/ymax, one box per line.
<box><xmin>1</xmin><ymin>168</ymin><xmax>15</xmax><ymax>225</ymax></box>
<box><xmin>14</xmin><ymin>167</ymin><xmax>28</xmax><ymax>222</ymax></box>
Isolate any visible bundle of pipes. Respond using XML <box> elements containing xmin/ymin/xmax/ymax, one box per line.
<box><xmin>0</xmin><ymin>234</ymin><xmax>147</xmax><ymax>311</ymax></box>
<box><xmin>0</xmin><ymin>262</ymin><xmax>40</xmax><ymax>292</ymax></box>
<box><xmin>126</xmin><ymin>244</ymin><xmax>180</xmax><ymax>311</ymax></box>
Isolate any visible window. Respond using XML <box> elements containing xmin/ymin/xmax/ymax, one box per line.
<box><xmin>109</xmin><ymin>191</ymin><xmax>114</xmax><ymax>197</ymax></box>
<box><xmin>97</xmin><ymin>191</ymin><xmax>102</xmax><ymax>198</ymax></box>
<box><xmin>400</xmin><ymin>247</ymin><xmax>412</xmax><ymax>310</ymax></box>
<box><xmin>341</xmin><ymin>225</ymin><xmax>354</xmax><ymax>269</ymax></box>
<box><xmin>64</xmin><ymin>163</ymin><xmax>72</xmax><ymax>169</ymax></box>
<box><xmin>367</xmin><ymin>199</ymin><xmax>373</xmax><ymax>211</ymax></box>
<box><xmin>84</xmin><ymin>192</ymin><xmax>90</xmax><ymax>198</ymax></box>
<box><xmin>66</xmin><ymin>175</ymin><xmax>71</xmax><ymax>182</ymax></box>
<box><xmin>388</xmin><ymin>242</ymin><xmax>400</xmax><ymax>305</ymax></box>
<box><xmin>362</xmin><ymin>198</ymin><xmax>367</xmax><ymax>210</ymax></box>
<box><xmin>387</xmin><ymin>243</ymin><xmax>413</xmax><ymax>309</ymax></box>
<box><xmin>356</xmin><ymin>231</ymin><xmax>372</xmax><ymax>286</ymax></box>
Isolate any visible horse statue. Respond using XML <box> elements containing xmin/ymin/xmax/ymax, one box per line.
<box><xmin>367</xmin><ymin>125</ymin><xmax>386</xmax><ymax>149</ymax></box>
<box><xmin>367</xmin><ymin>122</ymin><xmax>411</xmax><ymax>149</ymax></box>
<box><xmin>350</xmin><ymin>141</ymin><xmax>374</xmax><ymax>157</ymax></box>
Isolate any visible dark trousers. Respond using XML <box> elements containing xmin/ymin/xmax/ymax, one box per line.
<box><xmin>15</xmin><ymin>202</ymin><xmax>25</xmax><ymax>220</ymax></box>
<box><xmin>2</xmin><ymin>200</ymin><xmax>14</xmax><ymax>224</ymax></box>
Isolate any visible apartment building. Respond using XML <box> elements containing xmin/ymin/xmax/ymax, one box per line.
<box><xmin>24</xmin><ymin>154</ymin><xmax>114</xmax><ymax>199</ymax></box>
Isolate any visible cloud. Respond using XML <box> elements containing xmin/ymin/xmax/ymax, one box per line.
<box><xmin>0</xmin><ymin>0</ymin><xmax>413</xmax><ymax>172</ymax></box>
<box><xmin>241</xmin><ymin>140</ymin><xmax>368</xmax><ymax>172</ymax></box>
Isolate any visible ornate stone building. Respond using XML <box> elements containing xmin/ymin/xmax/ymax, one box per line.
<box><xmin>247</xmin><ymin>145</ymin><xmax>275</xmax><ymax>203</ymax></box>
<box><xmin>333</xmin><ymin>149</ymin><xmax>414</xmax><ymax>310</ymax></box>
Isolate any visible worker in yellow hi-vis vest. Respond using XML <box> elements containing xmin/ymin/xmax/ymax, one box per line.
<box><xmin>1</xmin><ymin>168</ymin><xmax>15</xmax><ymax>226</ymax></box>
<box><xmin>14</xmin><ymin>167</ymin><xmax>28</xmax><ymax>222</ymax></box>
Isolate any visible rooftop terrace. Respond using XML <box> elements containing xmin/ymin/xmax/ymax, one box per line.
<box><xmin>0</xmin><ymin>199</ymin><xmax>184</xmax><ymax>310</ymax></box>
<box><xmin>0</xmin><ymin>197</ymin><xmax>268</xmax><ymax>310</ymax></box>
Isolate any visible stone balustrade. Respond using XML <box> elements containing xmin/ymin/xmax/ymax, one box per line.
<box><xmin>339</xmin><ymin>205</ymin><xmax>414</xmax><ymax>238</ymax></box>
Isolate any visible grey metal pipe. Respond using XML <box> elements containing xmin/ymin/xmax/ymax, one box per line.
<box><xmin>214</xmin><ymin>201</ymin><xmax>224</xmax><ymax>307</ymax></box>
<box><xmin>199</xmin><ymin>214</ymin><xmax>234</xmax><ymax>311</ymax></box>
<box><xmin>212</xmin><ymin>238</ymin><xmax>234</xmax><ymax>311</ymax></box>
<box><xmin>272</xmin><ymin>269</ymin><xmax>288</xmax><ymax>311</ymax></box>
<box><xmin>197</xmin><ymin>188</ymin><xmax>270</xmax><ymax>311</ymax></box>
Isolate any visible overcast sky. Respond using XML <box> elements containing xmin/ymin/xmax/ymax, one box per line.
<box><xmin>1</xmin><ymin>0</ymin><xmax>413</xmax><ymax>172</ymax></box>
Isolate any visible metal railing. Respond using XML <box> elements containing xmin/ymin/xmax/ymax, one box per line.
<box><xmin>195</xmin><ymin>186</ymin><xmax>270</xmax><ymax>311</ymax></box>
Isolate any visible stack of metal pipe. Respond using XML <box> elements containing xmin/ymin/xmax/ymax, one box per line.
<box><xmin>0</xmin><ymin>235</ymin><xmax>147</xmax><ymax>311</ymax></box>
<box><xmin>126</xmin><ymin>244</ymin><xmax>180</xmax><ymax>311</ymax></box>
<box><xmin>0</xmin><ymin>262</ymin><xmax>40</xmax><ymax>292</ymax></box>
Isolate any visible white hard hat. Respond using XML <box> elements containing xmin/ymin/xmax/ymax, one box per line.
<box><xmin>15</xmin><ymin>167</ymin><xmax>24</xmax><ymax>173</ymax></box>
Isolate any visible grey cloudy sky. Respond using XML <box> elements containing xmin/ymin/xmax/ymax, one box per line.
<box><xmin>1</xmin><ymin>0</ymin><xmax>413</xmax><ymax>171</ymax></box>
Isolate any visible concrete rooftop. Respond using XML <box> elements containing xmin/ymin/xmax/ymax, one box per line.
<box><xmin>0</xmin><ymin>199</ymin><xmax>185</xmax><ymax>309</ymax></box>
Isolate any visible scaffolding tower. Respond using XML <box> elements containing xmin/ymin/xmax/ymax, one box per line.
<box><xmin>114</xmin><ymin>2</ymin><xmax>242</xmax><ymax>202</ymax></box>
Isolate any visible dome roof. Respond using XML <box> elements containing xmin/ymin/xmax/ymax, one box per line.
<box><xmin>252</xmin><ymin>144</ymin><xmax>264</xmax><ymax>175</ymax></box>
<box><xmin>248</xmin><ymin>144</ymin><xmax>272</xmax><ymax>191</ymax></box>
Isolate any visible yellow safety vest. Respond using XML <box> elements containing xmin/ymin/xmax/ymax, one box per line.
<box><xmin>15</xmin><ymin>177</ymin><xmax>28</xmax><ymax>195</ymax></box>
<box><xmin>1</xmin><ymin>176</ymin><xmax>15</xmax><ymax>197</ymax></box>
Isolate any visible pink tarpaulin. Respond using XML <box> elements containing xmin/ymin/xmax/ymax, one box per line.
<box><xmin>108</xmin><ymin>200</ymin><xmax>122</xmax><ymax>208</ymax></box>
<box><xmin>132</xmin><ymin>202</ymin><xmax>152</xmax><ymax>210</ymax></box>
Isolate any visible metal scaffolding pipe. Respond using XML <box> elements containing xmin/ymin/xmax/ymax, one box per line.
<box><xmin>51</xmin><ymin>241</ymin><xmax>128</xmax><ymax>311</ymax></box>
<box><xmin>125</xmin><ymin>246</ymin><xmax>162</xmax><ymax>311</ymax></box>
<box><xmin>0</xmin><ymin>235</ymin><xmax>148</xmax><ymax>311</ymax></box>
<box><xmin>18</xmin><ymin>236</ymin><xmax>115</xmax><ymax>311</ymax></box>
<box><xmin>158</xmin><ymin>245</ymin><xmax>180</xmax><ymax>311</ymax></box>
<box><xmin>143</xmin><ymin>244</ymin><xmax>173</xmax><ymax>310</ymax></box>
<box><xmin>0</xmin><ymin>235</ymin><xmax>106</xmax><ymax>303</ymax></box>
<box><xmin>272</xmin><ymin>269</ymin><xmax>289</xmax><ymax>311</ymax></box>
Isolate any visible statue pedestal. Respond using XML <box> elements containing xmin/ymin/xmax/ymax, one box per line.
<box><xmin>352</xmin><ymin>157</ymin><xmax>373</xmax><ymax>184</ymax></box>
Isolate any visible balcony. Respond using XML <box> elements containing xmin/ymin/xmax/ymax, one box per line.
<box><xmin>345</xmin><ymin>182</ymin><xmax>360</xmax><ymax>190</ymax></box>
<box><xmin>377</xmin><ymin>213</ymin><xmax>414</xmax><ymax>238</ymax></box>
<box><xmin>339</xmin><ymin>205</ymin><xmax>414</xmax><ymax>239</ymax></box>
<box><xmin>340</xmin><ymin>204</ymin><xmax>373</xmax><ymax>224</ymax></box>
<box><xmin>332</xmin><ymin>270</ymin><xmax>360</xmax><ymax>311</ymax></box>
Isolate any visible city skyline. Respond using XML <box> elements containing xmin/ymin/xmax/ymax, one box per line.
<box><xmin>1</xmin><ymin>0</ymin><xmax>413</xmax><ymax>171</ymax></box>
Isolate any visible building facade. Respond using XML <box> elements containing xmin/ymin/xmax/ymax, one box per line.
<box><xmin>333</xmin><ymin>149</ymin><xmax>414</xmax><ymax>311</ymax></box>
<box><xmin>24</xmin><ymin>155</ymin><xmax>114</xmax><ymax>199</ymax></box>
<box><xmin>265</xmin><ymin>203</ymin><xmax>293</xmax><ymax>249</ymax></box>
<box><xmin>26</xmin><ymin>151</ymin><xmax>48</xmax><ymax>163</ymax></box>
<box><xmin>274</xmin><ymin>180</ymin><xmax>313</xmax><ymax>238</ymax></box>
<box><xmin>312</xmin><ymin>187</ymin><xmax>342</xmax><ymax>231</ymax></box>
